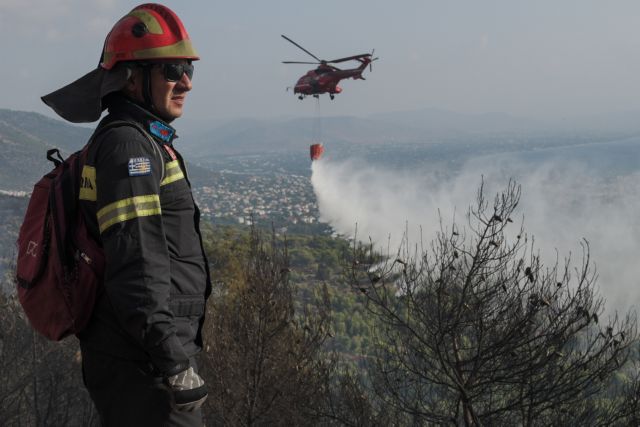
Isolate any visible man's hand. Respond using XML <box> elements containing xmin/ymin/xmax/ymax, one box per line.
<box><xmin>165</xmin><ymin>366</ymin><xmax>208</xmax><ymax>412</ymax></box>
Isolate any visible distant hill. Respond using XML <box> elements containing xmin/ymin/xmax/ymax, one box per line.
<box><xmin>180</xmin><ymin>115</ymin><xmax>426</xmax><ymax>158</ymax></box>
<box><xmin>180</xmin><ymin>108</ymin><xmax>546</xmax><ymax>158</ymax></box>
<box><xmin>0</xmin><ymin>109</ymin><xmax>220</xmax><ymax>191</ymax></box>
<box><xmin>0</xmin><ymin>109</ymin><xmax>92</xmax><ymax>191</ymax></box>
<box><xmin>0</xmin><ymin>109</ymin><xmax>91</xmax><ymax>153</ymax></box>
<box><xmin>3</xmin><ymin>107</ymin><xmax>541</xmax><ymax>184</ymax></box>
<box><xmin>368</xmin><ymin>108</ymin><xmax>542</xmax><ymax>134</ymax></box>
<box><xmin>3</xmin><ymin>106</ymin><xmax>639</xmax><ymax>189</ymax></box>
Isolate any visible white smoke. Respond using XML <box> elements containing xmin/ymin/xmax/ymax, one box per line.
<box><xmin>311</xmin><ymin>154</ymin><xmax>640</xmax><ymax>313</ymax></box>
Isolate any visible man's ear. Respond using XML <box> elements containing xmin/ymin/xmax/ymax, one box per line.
<box><xmin>123</xmin><ymin>67</ymin><xmax>141</xmax><ymax>96</ymax></box>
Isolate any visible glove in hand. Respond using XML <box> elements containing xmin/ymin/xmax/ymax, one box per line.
<box><xmin>165</xmin><ymin>366</ymin><xmax>208</xmax><ymax>412</ymax></box>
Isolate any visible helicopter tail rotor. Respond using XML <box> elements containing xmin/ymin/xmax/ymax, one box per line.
<box><xmin>369</xmin><ymin>49</ymin><xmax>379</xmax><ymax>72</ymax></box>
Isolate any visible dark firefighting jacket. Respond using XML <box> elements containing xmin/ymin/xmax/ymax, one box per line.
<box><xmin>78</xmin><ymin>95</ymin><xmax>211</xmax><ymax>376</ymax></box>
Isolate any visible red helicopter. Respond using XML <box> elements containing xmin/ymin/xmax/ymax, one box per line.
<box><xmin>282</xmin><ymin>35</ymin><xmax>377</xmax><ymax>100</ymax></box>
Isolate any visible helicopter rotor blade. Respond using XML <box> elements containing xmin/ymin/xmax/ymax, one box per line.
<box><xmin>281</xmin><ymin>35</ymin><xmax>322</xmax><ymax>63</ymax></box>
<box><xmin>282</xmin><ymin>61</ymin><xmax>321</xmax><ymax>64</ymax></box>
<box><xmin>328</xmin><ymin>53</ymin><xmax>372</xmax><ymax>64</ymax></box>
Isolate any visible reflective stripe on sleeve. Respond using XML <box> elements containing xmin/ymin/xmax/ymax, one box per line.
<box><xmin>160</xmin><ymin>160</ymin><xmax>185</xmax><ymax>186</ymax></box>
<box><xmin>97</xmin><ymin>194</ymin><xmax>161</xmax><ymax>233</ymax></box>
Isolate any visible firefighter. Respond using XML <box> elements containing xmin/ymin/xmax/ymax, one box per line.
<box><xmin>42</xmin><ymin>4</ymin><xmax>211</xmax><ymax>426</ymax></box>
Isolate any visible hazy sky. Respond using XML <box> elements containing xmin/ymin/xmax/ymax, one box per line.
<box><xmin>2</xmin><ymin>0</ymin><xmax>640</xmax><ymax>124</ymax></box>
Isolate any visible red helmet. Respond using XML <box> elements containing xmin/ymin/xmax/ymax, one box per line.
<box><xmin>100</xmin><ymin>3</ymin><xmax>199</xmax><ymax>70</ymax></box>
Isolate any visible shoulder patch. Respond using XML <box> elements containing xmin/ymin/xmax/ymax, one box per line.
<box><xmin>128</xmin><ymin>157</ymin><xmax>152</xmax><ymax>176</ymax></box>
<box><xmin>149</xmin><ymin>120</ymin><xmax>175</xmax><ymax>142</ymax></box>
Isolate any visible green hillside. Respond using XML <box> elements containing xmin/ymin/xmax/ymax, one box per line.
<box><xmin>0</xmin><ymin>109</ymin><xmax>91</xmax><ymax>191</ymax></box>
<box><xmin>0</xmin><ymin>109</ymin><xmax>91</xmax><ymax>152</ymax></box>
<box><xmin>0</xmin><ymin>109</ymin><xmax>218</xmax><ymax>191</ymax></box>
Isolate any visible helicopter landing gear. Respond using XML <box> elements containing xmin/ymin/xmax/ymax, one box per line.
<box><xmin>298</xmin><ymin>95</ymin><xmax>304</xmax><ymax>100</ymax></box>
<box><xmin>313</xmin><ymin>94</ymin><xmax>319</xmax><ymax>99</ymax></box>
<box><xmin>330</xmin><ymin>94</ymin><xmax>335</xmax><ymax>100</ymax></box>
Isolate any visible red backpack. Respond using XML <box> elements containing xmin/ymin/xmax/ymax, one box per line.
<box><xmin>15</xmin><ymin>121</ymin><xmax>156</xmax><ymax>340</ymax></box>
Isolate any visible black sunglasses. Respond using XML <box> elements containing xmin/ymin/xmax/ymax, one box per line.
<box><xmin>157</xmin><ymin>62</ymin><xmax>194</xmax><ymax>82</ymax></box>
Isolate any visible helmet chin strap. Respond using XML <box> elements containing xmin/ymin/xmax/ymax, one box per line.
<box><xmin>142</xmin><ymin>65</ymin><xmax>155</xmax><ymax>112</ymax></box>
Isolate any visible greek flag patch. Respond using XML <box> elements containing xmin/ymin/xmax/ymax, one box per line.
<box><xmin>128</xmin><ymin>157</ymin><xmax>151</xmax><ymax>176</ymax></box>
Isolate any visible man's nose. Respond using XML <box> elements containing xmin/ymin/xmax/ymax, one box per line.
<box><xmin>177</xmin><ymin>72</ymin><xmax>192</xmax><ymax>91</ymax></box>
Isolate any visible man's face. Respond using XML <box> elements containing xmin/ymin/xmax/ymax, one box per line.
<box><xmin>149</xmin><ymin>60</ymin><xmax>193</xmax><ymax>121</ymax></box>
<box><xmin>126</xmin><ymin>59</ymin><xmax>193</xmax><ymax>122</ymax></box>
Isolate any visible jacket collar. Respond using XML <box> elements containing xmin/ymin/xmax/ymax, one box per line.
<box><xmin>103</xmin><ymin>94</ymin><xmax>178</xmax><ymax>145</ymax></box>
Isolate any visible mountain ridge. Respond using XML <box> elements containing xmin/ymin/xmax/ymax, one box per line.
<box><xmin>2</xmin><ymin>107</ymin><xmax>640</xmax><ymax>190</ymax></box>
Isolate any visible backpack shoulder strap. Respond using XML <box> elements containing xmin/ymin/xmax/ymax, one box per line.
<box><xmin>87</xmin><ymin>120</ymin><xmax>166</xmax><ymax>182</ymax></box>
